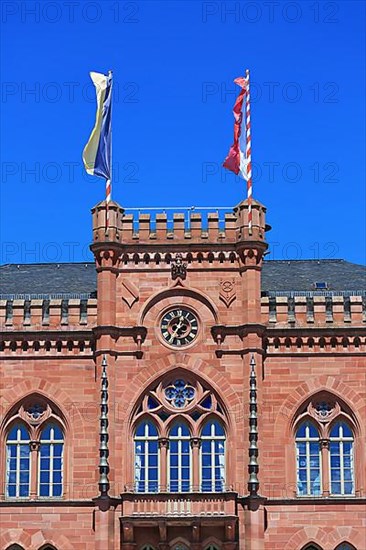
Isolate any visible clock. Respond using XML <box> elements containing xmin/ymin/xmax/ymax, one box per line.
<box><xmin>160</xmin><ymin>308</ymin><xmax>198</xmax><ymax>347</ymax></box>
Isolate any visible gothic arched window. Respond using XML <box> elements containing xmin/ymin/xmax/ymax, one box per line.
<box><xmin>329</xmin><ymin>422</ymin><xmax>354</xmax><ymax>495</ymax></box>
<box><xmin>3</xmin><ymin>396</ymin><xmax>66</xmax><ymax>499</ymax></box>
<box><xmin>134</xmin><ymin>420</ymin><xmax>159</xmax><ymax>493</ymax></box>
<box><xmin>6</xmin><ymin>424</ymin><xmax>31</xmax><ymax>498</ymax></box>
<box><xmin>131</xmin><ymin>374</ymin><xmax>227</xmax><ymax>493</ymax></box>
<box><xmin>335</xmin><ymin>544</ymin><xmax>356</xmax><ymax>550</ymax></box>
<box><xmin>294</xmin><ymin>393</ymin><xmax>357</xmax><ymax>498</ymax></box>
<box><xmin>201</xmin><ymin>420</ymin><xmax>226</xmax><ymax>492</ymax></box>
<box><xmin>39</xmin><ymin>424</ymin><xmax>64</xmax><ymax>497</ymax></box>
<box><xmin>295</xmin><ymin>421</ymin><xmax>321</xmax><ymax>496</ymax></box>
<box><xmin>168</xmin><ymin>422</ymin><xmax>191</xmax><ymax>492</ymax></box>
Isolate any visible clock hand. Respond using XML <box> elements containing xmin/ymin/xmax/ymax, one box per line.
<box><xmin>169</xmin><ymin>317</ymin><xmax>185</xmax><ymax>341</ymax></box>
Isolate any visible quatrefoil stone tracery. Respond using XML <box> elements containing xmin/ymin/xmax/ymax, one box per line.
<box><xmin>164</xmin><ymin>379</ymin><xmax>195</xmax><ymax>408</ymax></box>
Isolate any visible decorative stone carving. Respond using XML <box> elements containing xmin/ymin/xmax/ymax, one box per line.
<box><xmin>219</xmin><ymin>279</ymin><xmax>236</xmax><ymax>307</ymax></box>
<box><xmin>171</xmin><ymin>253</ymin><xmax>187</xmax><ymax>280</ymax></box>
<box><xmin>20</xmin><ymin>401</ymin><xmax>51</xmax><ymax>426</ymax></box>
<box><xmin>121</xmin><ymin>279</ymin><xmax>139</xmax><ymax>308</ymax></box>
<box><xmin>308</xmin><ymin>399</ymin><xmax>340</xmax><ymax>424</ymax></box>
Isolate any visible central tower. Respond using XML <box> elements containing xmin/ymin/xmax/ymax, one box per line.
<box><xmin>90</xmin><ymin>198</ymin><xmax>268</xmax><ymax>549</ymax></box>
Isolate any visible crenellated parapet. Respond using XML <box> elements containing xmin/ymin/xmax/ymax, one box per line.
<box><xmin>0</xmin><ymin>296</ymin><xmax>97</xmax><ymax>331</ymax></box>
<box><xmin>261</xmin><ymin>293</ymin><xmax>366</xmax><ymax>327</ymax></box>
<box><xmin>91</xmin><ymin>199</ymin><xmax>267</xmax><ymax>248</ymax></box>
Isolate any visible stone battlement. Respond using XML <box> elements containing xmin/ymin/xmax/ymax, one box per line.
<box><xmin>2</xmin><ymin>294</ymin><xmax>364</xmax><ymax>332</ymax></box>
<box><xmin>261</xmin><ymin>294</ymin><xmax>366</xmax><ymax>326</ymax></box>
<box><xmin>0</xmin><ymin>297</ymin><xmax>97</xmax><ymax>331</ymax></box>
<box><xmin>91</xmin><ymin>200</ymin><xmax>267</xmax><ymax>245</ymax></box>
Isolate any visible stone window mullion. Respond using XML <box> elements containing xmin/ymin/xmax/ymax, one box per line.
<box><xmin>29</xmin><ymin>440</ymin><xmax>40</xmax><ymax>499</ymax></box>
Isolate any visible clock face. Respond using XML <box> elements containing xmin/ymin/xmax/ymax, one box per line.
<box><xmin>160</xmin><ymin>308</ymin><xmax>198</xmax><ymax>347</ymax></box>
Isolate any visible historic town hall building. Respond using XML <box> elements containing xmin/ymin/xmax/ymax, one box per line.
<box><xmin>0</xmin><ymin>199</ymin><xmax>365</xmax><ymax>549</ymax></box>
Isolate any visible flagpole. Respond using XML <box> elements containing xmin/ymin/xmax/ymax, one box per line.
<box><xmin>245</xmin><ymin>68</ymin><xmax>253</xmax><ymax>235</ymax></box>
<box><xmin>105</xmin><ymin>70</ymin><xmax>113</xmax><ymax>232</ymax></box>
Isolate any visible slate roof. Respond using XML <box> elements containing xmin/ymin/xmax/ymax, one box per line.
<box><xmin>0</xmin><ymin>260</ymin><xmax>365</xmax><ymax>298</ymax></box>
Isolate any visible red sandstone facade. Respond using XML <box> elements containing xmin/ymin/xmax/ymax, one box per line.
<box><xmin>0</xmin><ymin>200</ymin><xmax>365</xmax><ymax>550</ymax></box>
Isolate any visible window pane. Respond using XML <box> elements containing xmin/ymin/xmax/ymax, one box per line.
<box><xmin>20</xmin><ymin>445</ymin><xmax>30</xmax><ymax>457</ymax></box>
<box><xmin>149</xmin><ymin>453</ymin><xmax>158</xmax><ymax>467</ymax></box>
<box><xmin>53</xmin><ymin>471</ymin><xmax>62</xmax><ymax>483</ymax></box>
<box><xmin>148</xmin><ymin>422</ymin><xmax>158</xmax><ymax>437</ymax></box>
<box><xmin>53</xmin><ymin>484</ymin><xmax>62</xmax><ymax>497</ymax></box>
<box><xmin>344</xmin><ymin>482</ymin><xmax>353</xmax><ymax>495</ymax></box>
<box><xmin>331</xmin><ymin>481</ymin><xmax>341</xmax><ymax>494</ymax></box>
<box><xmin>53</xmin><ymin>425</ymin><xmax>63</xmax><ymax>439</ymax></box>
<box><xmin>40</xmin><ymin>470</ymin><xmax>50</xmax><ymax>483</ymax></box>
<box><xmin>41</xmin><ymin>425</ymin><xmax>52</xmax><ymax>439</ymax></box>
<box><xmin>54</xmin><ymin>458</ymin><xmax>62</xmax><ymax>470</ymax></box>
<box><xmin>7</xmin><ymin>485</ymin><xmax>16</xmax><ymax>497</ymax></box>
<box><xmin>19</xmin><ymin>483</ymin><xmax>29</xmax><ymax>497</ymax></box>
<box><xmin>41</xmin><ymin>444</ymin><xmax>51</xmax><ymax>456</ymax></box>
<box><xmin>331</xmin><ymin>455</ymin><xmax>341</xmax><ymax>468</ymax></box>
<box><xmin>40</xmin><ymin>484</ymin><xmax>49</xmax><ymax>497</ymax></box>
<box><xmin>53</xmin><ymin>444</ymin><xmax>63</xmax><ymax>457</ymax></box>
<box><xmin>41</xmin><ymin>458</ymin><xmax>50</xmax><ymax>470</ymax></box>
<box><xmin>7</xmin><ymin>427</ymin><xmax>19</xmax><ymax>441</ymax></box>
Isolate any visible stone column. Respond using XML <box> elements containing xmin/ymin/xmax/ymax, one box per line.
<box><xmin>159</xmin><ymin>438</ymin><xmax>169</xmax><ymax>491</ymax></box>
<box><xmin>320</xmin><ymin>438</ymin><xmax>330</xmax><ymax>495</ymax></box>
<box><xmin>191</xmin><ymin>437</ymin><xmax>201</xmax><ymax>491</ymax></box>
<box><xmin>29</xmin><ymin>440</ymin><xmax>40</xmax><ymax>499</ymax></box>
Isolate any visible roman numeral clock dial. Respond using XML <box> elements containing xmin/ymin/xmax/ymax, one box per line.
<box><xmin>160</xmin><ymin>308</ymin><xmax>198</xmax><ymax>347</ymax></box>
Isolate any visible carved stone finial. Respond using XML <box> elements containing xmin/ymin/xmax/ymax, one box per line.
<box><xmin>248</xmin><ymin>354</ymin><xmax>259</xmax><ymax>497</ymax></box>
<box><xmin>98</xmin><ymin>354</ymin><xmax>110</xmax><ymax>497</ymax></box>
<box><xmin>171</xmin><ymin>253</ymin><xmax>187</xmax><ymax>280</ymax></box>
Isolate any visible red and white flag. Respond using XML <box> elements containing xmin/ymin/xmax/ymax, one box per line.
<box><xmin>223</xmin><ymin>74</ymin><xmax>250</xmax><ymax>180</ymax></box>
<box><xmin>223</xmin><ymin>70</ymin><xmax>253</xmax><ymax>232</ymax></box>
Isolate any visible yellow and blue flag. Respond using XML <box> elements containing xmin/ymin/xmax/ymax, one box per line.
<box><xmin>83</xmin><ymin>71</ymin><xmax>113</xmax><ymax>182</ymax></box>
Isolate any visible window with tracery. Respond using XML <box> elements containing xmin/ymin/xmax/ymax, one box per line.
<box><xmin>168</xmin><ymin>422</ymin><xmax>191</xmax><ymax>492</ymax></box>
<box><xmin>4</xmin><ymin>397</ymin><xmax>65</xmax><ymax>499</ymax></box>
<box><xmin>134</xmin><ymin>420</ymin><xmax>159</xmax><ymax>493</ymax></box>
<box><xmin>132</xmin><ymin>376</ymin><xmax>227</xmax><ymax>493</ymax></box>
<box><xmin>6</xmin><ymin>424</ymin><xmax>31</xmax><ymax>497</ymax></box>
<box><xmin>201</xmin><ymin>420</ymin><xmax>225</xmax><ymax>492</ymax></box>
<box><xmin>296</xmin><ymin>421</ymin><xmax>321</xmax><ymax>496</ymax></box>
<box><xmin>329</xmin><ymin>422</ymin><xmax>354</xmax><ymax>495</ymax></box>
<box><xmin>39</xmin><ymin>424</ymin><xmax>64</xmax><ymax>497</ymax></box>
<box><xmin>295</xmin><ymin>394</ymin><xmax>356</xmax><ymax>497</ymax></box>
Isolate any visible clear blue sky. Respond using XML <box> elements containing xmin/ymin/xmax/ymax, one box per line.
<box><xmin>1</xmin><ymin>0</ymin><xmax>365</xmax><ymax>265</ymax></box>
